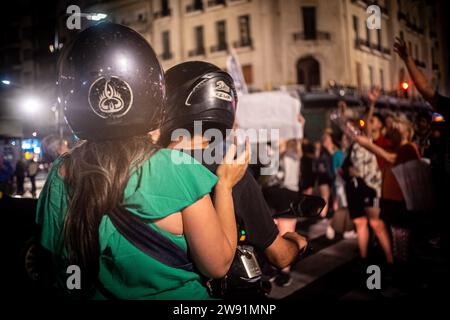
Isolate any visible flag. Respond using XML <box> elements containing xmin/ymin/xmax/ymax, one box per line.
<box><xmin>226</xmin><ymin>49</ymin><xmax>248</xmax><ymax>94</ymax></box>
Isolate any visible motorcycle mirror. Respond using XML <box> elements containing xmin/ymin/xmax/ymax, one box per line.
<box><xmin>272</xmin><ymin>194</ymin><xmax>326</xmax><ymax>219</ymax></box>
<box><xmin>291</xmin><ymin>194</ymin><xmax>326</xmax><ymax>218</ymax></box>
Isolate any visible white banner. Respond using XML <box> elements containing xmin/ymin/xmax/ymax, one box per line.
<box><xmin>236</xmin><ymin>91</ymin><xmax>303</xmax><ymax>142</ymax></box>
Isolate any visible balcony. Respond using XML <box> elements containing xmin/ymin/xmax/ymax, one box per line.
<box><xmin>293</xmin><ymin>31</ymin><xmax>331</xmax><ymax>41</ymax></box>
<box><xmin>188</xmin><ymin>47</ymin><xmax>206</xmax><ymax>57</ymax></box>
<box><xmin>354</xmin><ymin>38</ymin><xmax>370</xmax><ymax>48</ymax></box>
<box><xmin>207</xmin><ymin>0</ymin><xmax>226</xmax><ymax>7</ymax></box>
<box><xmin>210</xmin><ymin>43</ymin><xmax>228</xmax><ymax>53</ymax></box>
<box><xmin>233</xmin><ymin>38</ymin><xmax>253</xmax><ymax>49</ymax></box>
<box><xmin>186</xmin><ymin>3</ymin><xmax>204</xmax><ymax>13</ymax></box>
<box><xmin>160</xmin><ymin>51</ymin><xmax>173</xmax><ymax>60</ymax></box>
<box><xmin>355</xmin><ymin>38</ymin><xmax>391</xmax><ymax>56</ymax></box>
<box><xmin>228</xmin><ymin>0</ymin><xmax>251</xmax><ymax>5</ymax></box>
<box><xmin>381</xmin><ymin>47</ymin><xmax>391</xmax><ymax>55</ymax></box>
<box><xmin>154</xmin><ymin>8</ymin><xmax>171</xmax><ymax>19</ymax></box>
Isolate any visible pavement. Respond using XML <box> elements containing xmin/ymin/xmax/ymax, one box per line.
<box><xmin>269</xmin><ymin>218</ymin><xmax>448</xmax><ymax>301</ymax></box>
<box><xmin>17</xmin><ymin>171</ymin><xmax>47</xmax><ymax>199</ymax></box>
<box><xmin>269</xmin><ymin>219</ymin><xmax>361</xmax><ymax>300</ymax></box>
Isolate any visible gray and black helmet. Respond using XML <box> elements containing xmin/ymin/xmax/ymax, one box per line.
<box><xmin>160</xmin><ymin>61</ymin><xmax>237</xmax><ymax>145</ymax></box>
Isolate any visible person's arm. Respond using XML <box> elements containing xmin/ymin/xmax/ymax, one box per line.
<box><xmin>265</xmin><ymin>232</ymin><xmax>307</xmax><ymax>268</ymax></box>
<box><xmin>234</xmin><ymin>170</ymin><xmax>305</xmax><ymax>269</ymax></box>
<box><xmin>365</xmin><ymin>87</ymin><xmax>380</xmax><ymax>138</ymax></box>
<box><xmin>182</xmin><ymin>143</ymin><xmax>250</xmax><ymax>278</ymax></box>
<box><xmin>394</xmin><ymin>37</ymin><xmax>436</xmax><ymax>102</ymax></box>
<box><xmin>215</xmin><ymin>142</ymin><xmax>250</xmax><ymax>255</ymax></box>
<box><xmin>182</xmin><ymin>194</ymin><xmax>236</xmax><ymax>278</ymax></box>
<box><xmin>354</xmin><ymin>135</ymin><xmax>397</xmax><ymax>164</ymax></box>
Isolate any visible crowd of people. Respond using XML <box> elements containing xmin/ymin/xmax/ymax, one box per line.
<box><xmin>0</xmin><ymin>155</ymin><xmax>39</xmax><ymax>198</ymax></box>
<box><xmin>257</xmin><ymin>37</ymin><xmax>448</xmax><ymax>290</ymax></box>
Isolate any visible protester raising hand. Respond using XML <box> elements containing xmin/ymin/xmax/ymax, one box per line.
<box><xmin>393</xmin><ymin>37</ymin><xmax>409</xmax><ymax>60</ymax></box>
<box><xmin>368</xmin><ymin>87</ymin><xmax>381</xmax><ymax>106</ymax></box>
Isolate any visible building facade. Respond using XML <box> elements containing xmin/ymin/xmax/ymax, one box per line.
<box><xmin>69</xmin><ymin>0</ymin><xmax>448</xmax><ymax>96</ymax></box>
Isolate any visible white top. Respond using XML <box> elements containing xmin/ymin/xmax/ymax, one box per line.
<box><xmin>282</xmin><ymin>155</ymin><xmax>300</xmax><ymax>192</ymax></box>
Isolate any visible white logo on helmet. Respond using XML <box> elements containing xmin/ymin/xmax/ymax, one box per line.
<box><xmin>213</xmin><ymin>80</ymin><xmax>232</xmax><ymax>102</ymax></box>
<box><xmin>88</xmin><ymin>76</ymin><xmax>133</xmax><ymax>118</ymax></box>
<box><xmin>185</xmin><ymin>78</ymin><xmax>209</xmax><ymax>107</ymax></box>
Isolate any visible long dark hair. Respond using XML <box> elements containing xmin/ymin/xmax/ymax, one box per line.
<box><xmin>62</xmin><ymin>135</ymin><xmax>158</xmax><ymax>292</ymax></box>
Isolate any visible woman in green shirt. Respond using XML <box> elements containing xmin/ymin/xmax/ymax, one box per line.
<box><xmin>36</xmin><ymin>23</ymin><xmax>249</xmax><ymax>299</ymax></box>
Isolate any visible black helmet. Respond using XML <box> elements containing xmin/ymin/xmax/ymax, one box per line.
<box><xmin>58</xmin><ymin>22</ymin><xmax>165</xmax><ymax>140</ymax></box>
<box><xmin>160</xmin><ymin>61</ymin><xmax>237</xmax><ymax>144</ymax></box>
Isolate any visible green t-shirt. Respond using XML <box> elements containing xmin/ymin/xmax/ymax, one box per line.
<box><xmin>36</xmin><ymin>148</ymin><xmax>218</xmax><ymax>300</ymax></box>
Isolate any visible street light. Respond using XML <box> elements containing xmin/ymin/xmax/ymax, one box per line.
<box><xmin>21</xmin><ymin>96</ymin><xmax>42</xmax><ymax>114</ymax></box>
<box><xmin>1</xmin><ymin>80</ymin><xmax>11</xmax><ymax>85</ymax></box>
<box><xmin>401</xmin><ymin>81</ymin><xmax>409</xmax><ymax>98</ymax></box>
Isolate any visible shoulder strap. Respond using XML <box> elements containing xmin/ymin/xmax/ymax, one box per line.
<box><xmin>108</xmin><ymin>207</ymin><xmax>194</xmax><ymax>272</ymax></box>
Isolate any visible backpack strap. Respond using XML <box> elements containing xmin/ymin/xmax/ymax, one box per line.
<box><xmin>108</xmin><ymin>207</ymin><xmax>194</xmax><ymax>272</ymax></box>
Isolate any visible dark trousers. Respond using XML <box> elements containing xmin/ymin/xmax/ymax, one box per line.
<box><xmin>29</xmin><ymin>175</ymin><xmax>36</xmax><ymax>195</ymax></box>
<box><xmin>16</xmin><ymin>176</ymin><xmax>25</xmax><ymax>195</ymax></box>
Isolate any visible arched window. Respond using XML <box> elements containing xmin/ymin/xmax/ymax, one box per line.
<box><xmin>297</xmin><ymin>56</ymin><xmax>320</xmax><ymax>90</ymax></box>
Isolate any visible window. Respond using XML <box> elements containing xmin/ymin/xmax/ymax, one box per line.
<box><xmin>242</xmin><ymin>65</ymin><xmax>253</xmax><ymax>85</ymax></box>
<box><xmin>238</xmin><ymin>15</ymin><xmax>251</xmax><ymax>47</ymax></box>
<box><xmin>161</xmin><ymin>31</ymin><xmax>172</xmax><ymax>60</ymax></box>
<box><xmin>302</xmin><ymin>7</ymin><xmax>316</xmax><ymax>40</ymax></box>
<box><xmin>161</xmin><ymin>0</ymin><xmax>170</xmax><ymax>16</ymax></box>
<box><xmin>297</xmin><ymin>56</ymin><xmax>320</xmax><ymax>90</ymax></box>
<box><xmin>155</xmin><ymin>0</ymin><xmax>171</xmax><ymax>18</ymax></box>
<box><xmin>194</xmin><ymin>26</ymin><xmax>205</xmax><ymax>54</ymax></box>
<box><xmin>356</xmin><ymin>63</ymin><xmax>362</xmax><ymax>91</ymax></box>
<box><xmin>369</xmin><ymin>66</ymin><xmax>374</xmax><ymax>88</ymax></box>
<box><xmin>366</xmin><ymin>24</ymin><xmax>371</xmax><ymax>46</ymax></box>
<box><xmin>414</xmin><ymin>44</ymin><xmax>419</xmax><ymax>59</ymax></box>
<box><xmin>377</xmin><ymin>28</ymin><xmax>382</xmax><ymax>49</ymax></box>
<box><xmin>208</xmin><ymin>0</ymin><xmax>225</xmax><ymax>7</ymax></box>
<box><xmin>213</xmin><ymin>20</ymin><xmax>227</xmax><ymax>51</ymax></box>
<box><xmin>353</xmin><ymin>15</ymin><xmax>359</xmax><ymax>40</ymax></box>
<box><xmin>380</xmin><ymin>68</ymin><xmax>384</xmax><ymax>90</ymax></box>
<box><xmin>187</xmin><ymin>0</ymin><xmax>203</xmax><ymax>12</ymax></box>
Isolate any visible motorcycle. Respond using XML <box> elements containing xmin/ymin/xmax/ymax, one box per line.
<box><xmin>207</xmin><ymin>194</ymin><xmax>326</xmax><ymax>299</ymax></box>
